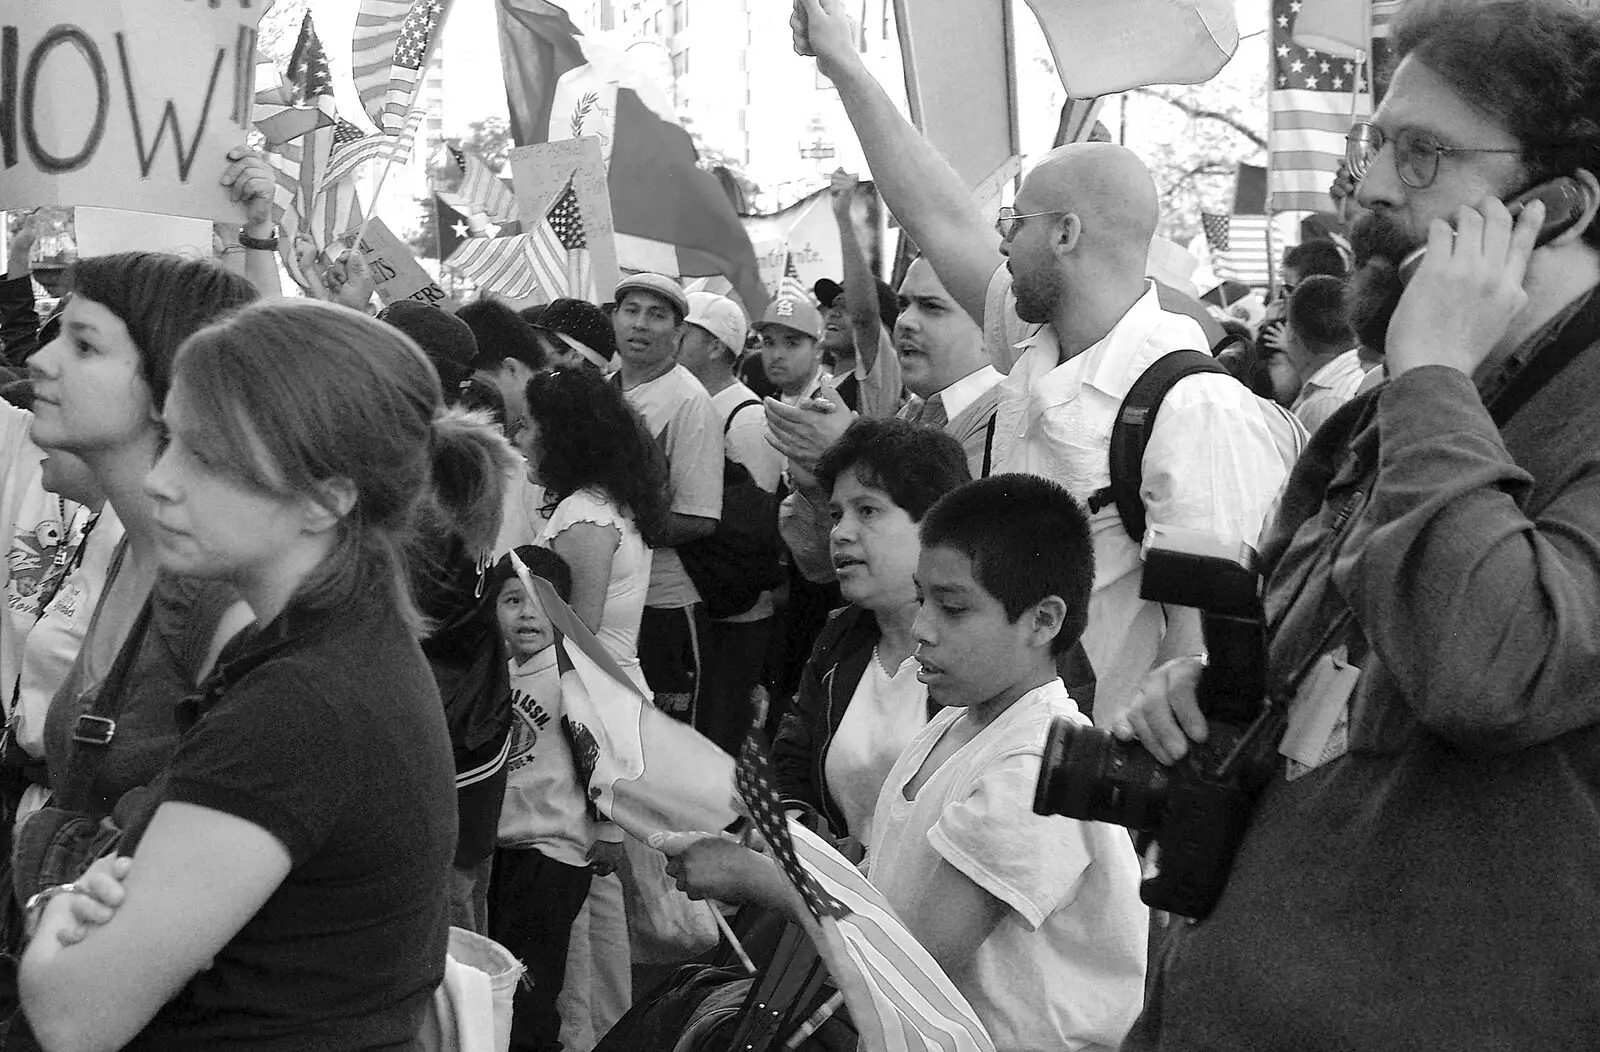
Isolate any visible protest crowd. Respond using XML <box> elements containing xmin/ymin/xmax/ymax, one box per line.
<box><xmin>0</xmin><ymin>0</ymin><xmax>1598</xmax><ymax>1047</ymax></box>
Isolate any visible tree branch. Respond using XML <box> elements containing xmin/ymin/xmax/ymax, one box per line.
<box><xmin>1131</xmin><ymin>88</ymin><xmax>1268</xmax><ymax>149</ymax></box>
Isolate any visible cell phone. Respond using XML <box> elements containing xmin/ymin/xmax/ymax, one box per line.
<box><xmin>1398</xmin><ymin>176</ymin><xmax>1590</xmax><ymax>284</ymax></box>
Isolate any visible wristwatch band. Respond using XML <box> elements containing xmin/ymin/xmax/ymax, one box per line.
<box><xmin>237</xmin><ymin>230</ymin><xmax>280</xmax><ymax>251</ymax></box>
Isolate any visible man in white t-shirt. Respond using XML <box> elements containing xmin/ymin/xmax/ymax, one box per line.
<box><xmin>612</xmin><ymin>274</ymin><xmax>724</xmax><ymax>727</ymax></box>
<box><xmin>792</xmin><ymin>0</ymin><xmax>1287</xmax><ymax>724</ymax></box>
<box><xmin>677</xmin><ymin>291</ymin><xmax>782</xmax><ymax>753</ymax></box>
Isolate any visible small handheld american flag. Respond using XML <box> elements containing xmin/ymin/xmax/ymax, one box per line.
<box><xmin>736</xmin><ymin>729</ymin><xmax>849</xmax><ymax>922</ymax></box>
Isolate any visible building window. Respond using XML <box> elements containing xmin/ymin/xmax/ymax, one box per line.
<box><xmin>674</xmin><ymin>0</ymin><xmax>687</xmax><ymax>30</ymax></box>
<box><xmin>672</xmin><ymin>48</ymin><xmax>689</xmax><ymax>80</ymax></box>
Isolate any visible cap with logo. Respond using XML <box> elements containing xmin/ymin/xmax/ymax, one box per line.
<box><xmin>537</xmin><ymin>297</ymin><xmax>618</xmax><ymax>367</ymax></box>
<box><xmin>685</xmin><ymin>292</ymin><xmax>749</xmax><ymax>355</ymax></box>
<box><xmin>613</xmin><ymin>273</ymin><xmax>689</xmax><ymax>320</ymax></box>
<box><xmin>753</xmin><ymin>295</ymin><xmax>822</xmax><ymax>341</ymax></box>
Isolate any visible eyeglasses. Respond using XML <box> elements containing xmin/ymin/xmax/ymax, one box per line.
<box><xmin>1345</xmin><ymin>122</ymin><xmax>1521</xmax><ymax>190</ymax></box>
<box><xmin>996</xmin><ymin>206</ymin><xmax>1068</xmax><ymax>240</ymax></box>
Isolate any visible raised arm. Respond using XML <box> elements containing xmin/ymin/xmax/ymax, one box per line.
<box><xmin>831</xmin><ymin>170</ymin><xmax>882</xmax><ymax>374</ymax></box>
<box><xmin>221</xmin><ymin>146</ymin><xmax>285</xmax><ymax>300</ymax></box>
<box><xmin>793</xmin><ymin>0</ymin><xmax>1000</xmax><ymax>325</ymax></box>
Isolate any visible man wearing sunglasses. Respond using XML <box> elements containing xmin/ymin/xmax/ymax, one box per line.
<box><xmin>1116</xmin><ymin>0</ymin><xmax>1600</xmax><ymax>1047</ymax></box>
<box><xmin>790</xmin><ymin>0</ymin><xmax>1288</xmax><ymax>732</ymax></box>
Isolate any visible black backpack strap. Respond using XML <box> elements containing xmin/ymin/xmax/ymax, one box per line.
<box><xmin>724</xmin><ymin>398</ymin><xmax>762</xmax><ymax>436</ymax></box>
<box><xmin>980</xmin><ymin>413</ymin><xmax>998</xmax><ymax>478</ymax></box>
<box><xmin>1088</xmin><ymin>350</ymin><xmax>1231</xmax><ymax>545</ymax></box>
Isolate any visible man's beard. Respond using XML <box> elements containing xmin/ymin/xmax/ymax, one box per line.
<box><xmin>1346</xmin><ymin>213</ymin><xmax>1424</xmax><ymax>355</ymax></box>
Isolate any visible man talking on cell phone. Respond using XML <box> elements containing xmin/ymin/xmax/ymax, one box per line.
<box><xmin>1117</xmin><ymin>1</ymin><xmax>1600</xmax><ymax>1048</ymax></box>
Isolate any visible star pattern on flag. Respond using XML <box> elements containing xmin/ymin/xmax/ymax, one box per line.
<box><xmin>394</xmin><ymin>0</ymin><xmax>444</xmax><ymax>71</ymax></box>
<box><xmin>1274</xmin><ymin>0</ymin><xmax>1362</xmax><ymax>92</ymax></box>
<box><xmin>332</xmin><ymin>119</ymin><xmax>367</xmax><ymax>147</ymax></box>
<box><xmin>736</xmin><ymin>728</ymin><xmax>849</xmax><ymax>922</ymax></box>
<box><xmin>287</xmin><ymin>22</ymin><xmax>335</xmax><ymax>103</ymax></box>
<box><xmin>548</xmin><ymin>184</ymin><xmax>587</xmax><ymax>251</ymax></box>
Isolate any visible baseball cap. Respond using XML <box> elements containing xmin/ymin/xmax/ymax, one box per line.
<box><xmin>753</xmin><ymin>295</ymin><xmax>822</xmax><ymax>341</ymax></box>
<box><xmin>377</xmin><ymin>300</ymin><xmax>478</xmax><ymax>388</ymax></box>
<box><xmin>813</xmin><ymin>277</ymin><xmax>901</xmax><ymax>330</ymax></box>
<box><xmin>613</xmin><ymin>273</ymin><xmax>689</xmax><ymax>320</ymax></box>
<box><xmin>685</xmin><ymin>292</ymin><xmax>749</xmax><ymax>355</ymax></box>
<box><xmin>537</xmin><ymin>297</ymin><xmax>618</xmax><ymax>366</ymax></box>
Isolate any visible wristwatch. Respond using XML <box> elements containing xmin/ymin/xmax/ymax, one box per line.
<box><xmin>238</xmin><ymin>229</ymin><xmax>281</xmax><ymax>251</ymax></box>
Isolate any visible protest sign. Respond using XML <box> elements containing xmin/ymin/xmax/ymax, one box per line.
<box><xmin>75</xmin><ymin>207</ymin><xmax>212</xmax><ymax>259</ymax></box>
<box><xmin>742</xmin><ymin>191</ymin><xmax>843</xmax><ymax>301</ymax></box>
<box><xmin>892</xmin><ymin>0</ymin><xmax>1019</xmax><ymax>199</ymax></box>
<box><xmin>1</xmin><ymin>0</ymin><xmax>263</xmax><ymax>222</ymax></box>
<box><xmin>355</xmin><ymin>217</ymin><xmax>447</xmax><ymax>306</ymax></box>
<box><xmin>507</xmin><ymin>136</ymin><xmax>620</xmax><ymax>303</ymax></box>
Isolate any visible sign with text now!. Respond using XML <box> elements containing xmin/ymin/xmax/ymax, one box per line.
<box><xmin>1</xmin><ymin>0</ymin><xmax>264</xmax><ymax>222</ymax></box>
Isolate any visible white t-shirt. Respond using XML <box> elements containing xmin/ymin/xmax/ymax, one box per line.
<box><xmin>823</xmin><ymin>647</ymin><xmax>927</xmax><ymax>848</ymax></box>
<box><xmin>622</xmin><ymin>364</ymin><xmax>724</xmax><ymax>609</ymax></box>
<box><xmin>711</xmin><ymin>382</ymin><xmax>782</xmax><ymax>625</ymax></box>
<box><xmin>984</xmin><ymin>269</ymin><xmax>1287</xmax><ymax>722</ymax></box>
<box><xmin>0</xmin><ymin>402</ymin><xmax>87</xmax><ymax>715</ymax></box>
<box><xmin>868</xmin><ymin>680</ymin><xmax>1147</xmax><ymax>1052</ymax></box>
<box><xmin>14</xmin><ymin>504</ymin><xmax>124</xmax><ymax>757</ymax></box>
<box><xmin>498</xmin><ymin>647</ymin><xmax>612</xmax><ymax>866</ymax></box>
<box><xmin>537</xmin><ymin>488</ymin><xmax>651</xmax><ymax>692</ymax></box>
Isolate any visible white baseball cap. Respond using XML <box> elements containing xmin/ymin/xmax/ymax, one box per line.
<box><xmin>685</xmin><ymin>291</ymin><xmax>749</xmax><ymax>355</ymax></box>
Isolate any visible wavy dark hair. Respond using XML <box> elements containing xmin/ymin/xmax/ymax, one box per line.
<box><xmin>524</xmin><ymin>368</ymin><xmax>670</xmax><ymax>532</ymax></box>
<box><xmin>1391</xmin><ymin>0</ymin><xmax>1600</xmax><ymax>247</ymax></box>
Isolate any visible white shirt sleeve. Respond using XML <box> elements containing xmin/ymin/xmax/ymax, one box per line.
<box><xmin>1141</xmin><ymin>373</ymin><xmax>1289</xmax><ymax>549</ymax></box>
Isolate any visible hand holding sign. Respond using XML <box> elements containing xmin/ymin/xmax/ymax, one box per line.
<box><xmin>220</xmin><ymin>146</ymin><xmax>275</xmax><ymax>234</ymax></box>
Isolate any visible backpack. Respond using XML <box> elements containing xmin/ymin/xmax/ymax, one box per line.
<box><xmin>677</xmin><ymin>400</ymin><xmax>784</xmax><ymax>619</ymax></box>
<box><xmin>1088</xmin><ymin>350</ymin><xmax>1307</xmax><ymax>544</ymax></box>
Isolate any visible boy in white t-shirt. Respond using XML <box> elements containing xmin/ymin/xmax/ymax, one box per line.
<box><xmin>666</xmin><ymin>474</ymin><xmax>1146</xmax><ymax>1052</ymax></box>
<box><xmin>487</xmin><ymin>545</ymin><xmax>625</xmax><ymax>1052</ymax></box>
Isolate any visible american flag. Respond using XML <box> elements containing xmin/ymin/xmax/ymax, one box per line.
<box><xmin>1269</xmin><ymin>0</ymin><xmax>1370</xmax><ymax>213</ymax></box>
<box><xmin>1202</xmin><ymin>163</ymin><xmax>1272</xmax><ymax>288</ymax></box>
<box><xmin>352</xmin><ymin>0</ymin><xmax>450</xmax><ymax>137</ymax></box>
<box><xmin>780</xmin><ymin>251</ymin><xmax>810</xmax><ymax>304</ymax></box>
<box><xmin>445</xmin><ymin>233</ymin><xmax>542</xmax><ymax>298</ymax></box>
<box><xmin>530</xmin><ymin>177</ymin><xmax>594</xmax><ymax>302</ymax></box>
<box><xmin>736</xmin><ymin>730</ymin><xmax>996</xmax><ymax>1052</ymax></box>
<box><xmin>450</xmin><ymin>145</ymin><xmax>521</xmax><ymax>224</ymax></box>
<box><xmin>1201</xmin><ymin>212</ymin><xmax>1271</xmax><ymax>289</ymax></box>
<box><xmin>259</xmin><ymin>16</ymin><xmax>343</xmax><ymax>281</ymax></box>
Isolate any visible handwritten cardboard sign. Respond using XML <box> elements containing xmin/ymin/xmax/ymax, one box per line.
<box><xmin>508</xmin><ymin>136</ymin><xmax>620</xmax><ymax>301</ymax></box>
<box><xmin>356</xmin><ymin>217</ymin><xmax>446</xmax><ymax>306</ymax></box>
<box><xmin>0</xmin><ymin>0</ymin><xmax>263</xmax><ymax>222</ymax></box>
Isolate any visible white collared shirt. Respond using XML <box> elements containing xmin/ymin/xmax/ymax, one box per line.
<box><xmin>1291</xmin><ymin>348</ymin><xmax>1368</xmax><ymax>434</ymax></box>
<box><xmin>935</xmin><ymin>364</ymin><xmax>1004</xmax><ymax>421</ymax></box>
<box><xmin>985</xmin><ymin>269</ymin><xmax>1288</xmax><ymax>721</ymax></box>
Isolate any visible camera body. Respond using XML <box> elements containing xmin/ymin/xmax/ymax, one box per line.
<box><xmin>1033</xmin><ymin>527</ymin><xmax>1281</xmax><ymax>920</ymax></box>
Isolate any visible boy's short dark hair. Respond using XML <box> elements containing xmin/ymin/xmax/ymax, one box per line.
<box><xmin>919</xmin><ymin>474</ymin><xmax>1093</xmax><ymax>656</ymax></box>
<box><xmin>1282</xmin><ymin>238</ymin><xmax>1348</xmax><ymax>280</ymax></box>
<box><xmin>458</xmin><ymin>298</ymin><xmax>549</xmax><ymax>373</ymax></box>
<box><xmin>815</xmin><ymin>418</ymin><xmax>970</xmax><ymax>521</ymax></box>
<box><xmin>1287</xmin><ymin>275</ymin><xmax>1355</xmax><ymax>351</ymax></box>
<box><xmin>490</xmin><ymin>545</ymin><xmax>573</xmax><ymax>605</ymax></box>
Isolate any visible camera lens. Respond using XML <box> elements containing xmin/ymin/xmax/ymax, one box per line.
<box><xmin>1032</xmin><ymin>717</ymin><xmax>1169</xmax><ymax>832</ymax></box>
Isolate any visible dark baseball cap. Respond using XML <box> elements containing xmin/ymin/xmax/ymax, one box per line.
<box><xmin>376</xmin><ymin>300</ymin><xmax>478</xmax><ymax>387</ymax></box>
<box><xmin>813</xmin><ymin>277</ymin><xmax>901</xmax><ymax>331</ymax></box>
<box><xmin>537</xmin><ymin>297</ymin><xmax>617</xmax><ymax>366</ymax></box>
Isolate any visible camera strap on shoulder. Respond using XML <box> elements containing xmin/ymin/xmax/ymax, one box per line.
<box><xmin>1088</xmin><ymin>350</ymin><xmax>1231</xmax><ymax>544</ymax></box>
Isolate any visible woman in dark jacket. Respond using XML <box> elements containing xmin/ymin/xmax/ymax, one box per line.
<box><xmin>770</xmin><ymin>419</ymin><xmax>969</xmax><ymax>847</ymax></box>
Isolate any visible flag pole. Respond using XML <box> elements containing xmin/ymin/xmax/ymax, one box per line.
<box><xmin>350</xmin><ymin>0</ymin><xmax>458</xmax><ymax>253</ymax></box>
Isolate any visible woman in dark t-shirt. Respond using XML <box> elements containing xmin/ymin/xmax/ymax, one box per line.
<box><xmin>16</xmin><ymin>300</ymin><xmax>498</xmax><ymax>1051</ymax></box>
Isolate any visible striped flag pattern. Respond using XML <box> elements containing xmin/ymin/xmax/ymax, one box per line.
<box><xmin>1269</xmin><ymin>0</ymin><xmax>1370</xmax><ymax>213</ymax></box>
<box><xmin>451</xmin><ymin>146</ymin><xmax>522</xmax><ymax>224</ymax></box>
<box><xmin>736</xmin><ymin>732</ymin><xmax>995</xmax><ymax>1052</ymax></box>
<box><xmin>780</xmin><ymin>252</ymin><xmax>811</xmax><ymax>305</ymax></box>
<box><xmin>1200</xmin><ymin>212</ymin><xmax>1271</xmax><ymax>288</ymax></box>
<box><xmin>530</xmin><ymin>177</ymin><xmax>594</xmax><ymax>301</ymax></box>
<box><xmin>353</xmin><ymin>0</ymin><xmax>449</xmax><ymax>137</ymax></box>
<box><xmin>445</xmin><ymin>234</ymin><xmax>542</xmax><ymax>299</ymax></box>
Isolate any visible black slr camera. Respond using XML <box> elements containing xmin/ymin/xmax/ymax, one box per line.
<box><xmin>1033</xmin><ymin>528</ymin><xmax>1286</xmax><ymax>920</ymax></box>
